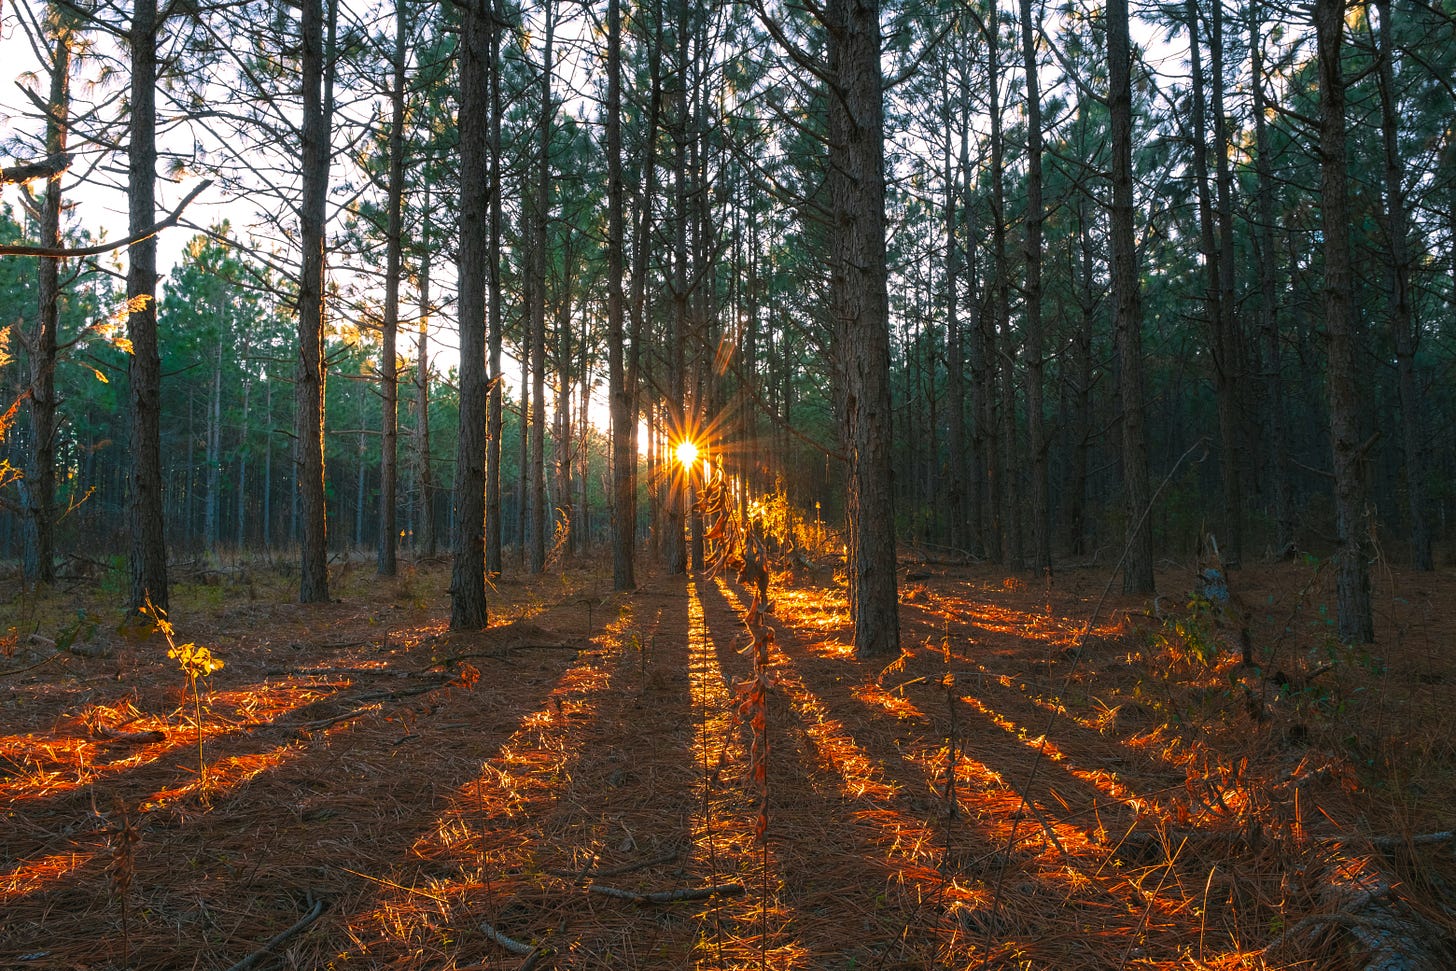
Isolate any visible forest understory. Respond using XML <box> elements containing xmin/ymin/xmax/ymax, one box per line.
<box><xmin>3</xmin><ymin>551</ymin><xmax>1455</xmax><ymax>970</ymax></box>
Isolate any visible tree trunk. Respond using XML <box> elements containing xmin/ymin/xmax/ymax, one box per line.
<box><xmin>664</xmin><ymin>0</ymin><xmax>689</xmax><ymax>576</ymax></box>
<box><xmin>1184</xmin><ymin>0</ymin><xmax>1239</xmax><ymax>566</ymax></box>
<box><xmin>1314</xmin><ymin>0</ymin><xmax>1373</xmax><ymax>642</ymax></box>
<box><xmin>986</xmin><ymin>9</ymin><xmax>1020</xmax><ymax>566</ymax></box>
<box><xmin>1109</xmin><ymin>0</ymin><xmax>1154</xmax><ymax>594</ymax></box>
<box><xmin>22</xmin><ymin>7</ymin><xmax>72</xmax><ymax>586</ymax></box>
<box><xmin>264</xmin><ymin>378</ymin><xmax>274</xmax><ymax>549</ymax></box>
<box><xmin>205</xmin><ymin>335</ymin><xmax>222</xmax><ymax>551</ymax></box>
<box><xmin>1374</xmin><ymin>0</ymin><xmax>1430</xmax><ymax>571</ymax></box>
<box><xmin>626</xmin><ymin>0</ymin><xmax>665</xmax><ymax>577</ymax></box>
<box><xmin>235</xmin><ymin>348</ymin><xmax>250</xmax><ymax>548</ymax></box>
<box><xmin>554</xmin><ymin>283</ymin><xmax>573</xmax><ymax>552</ymax></box>
<box><xmin>1248</xmin><ymin>0</ymin><xmax>1292</xmax><ymax>553</ymax></box>
<box><xmin>1209</xmin><ymin>0</ymin><xmax>1244</xmax><ymax>566</ymax></box>
<box><xmin>377</xmin><ymin>0</ymin><xmax>406</xmax><ymax>577</ymax></box>
<box><xmin>295</xmin><ymin>0</ymin><xmax>333</xmax><ymax>603</ymax></box>
<box><xmin>416</xmin><ymin>225</ymin><xmax>436</xmax><ymax>556</ymax></box>
<box><xmin>485</xmin><ymin>7</ymin><xmax>504</xmax><ymax>577</ymax></box>
<box><xmin>1020</xmin><ymin>0</ymin><xmax>1049</xmax><ymax>575</ymax></box>
<box><xmin>826</xmin><ymin>0</ymin><xmax>899</xmax><ymax>658</ymax></box>
<box><xmin>449</xmin><ymin>0</ymin><xmax>493</xmax><ymax>630</ymax></box>
<box><xmin>128</xmin><ymin>0</ymin><xmax>170</xmax><ymax>613</ymax></box>
<box><xmin>527</xmin><ymin>0</ymin><xmax>554</xmax><ymax>575</ymax></box>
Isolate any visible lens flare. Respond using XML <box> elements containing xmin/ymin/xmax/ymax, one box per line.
<box><xmin>675</xmin><ymin>439</ymin><xmax>700</xmax><ymax>469</ymax></box>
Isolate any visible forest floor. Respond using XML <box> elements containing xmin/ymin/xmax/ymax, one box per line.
<box><xmin>2</xmin><ymin>548</ymin><xmax>1455</xmax><ymax>970</ymax></box>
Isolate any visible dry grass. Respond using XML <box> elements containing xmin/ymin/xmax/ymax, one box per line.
<box><xmin>1</xmin><ymin>550</ymin><xmax>1453</xmax><ymax>969</ymax></box>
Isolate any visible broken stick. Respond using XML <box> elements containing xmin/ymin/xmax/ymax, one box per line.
<box><xmin>224</xmin><ymin>897</ymin><xmax>327</xmax><ymax>971</ymax></box>
<box><xmin>480</xmin><ymin>921</ymin><xmax>537</xmax><ymax>955</ymax></box>
<box><xmin>585</xmin><ymin>882</ymin><xmax>746</xmax><ymax>904</ymax></box>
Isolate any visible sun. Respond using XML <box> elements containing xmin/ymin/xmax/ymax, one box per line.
<box><xmin>675</xmin><ymin>439</ymin><xmax>700</xmax><ymax>469</ymax></box>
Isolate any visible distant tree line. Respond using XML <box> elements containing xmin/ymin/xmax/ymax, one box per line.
<box><xmin>3</xmin><ymin>0</ymin><xmax>1455</xmax><ymax>647</ymax></box>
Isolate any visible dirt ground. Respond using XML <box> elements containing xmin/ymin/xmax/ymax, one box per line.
<box><xmin>3</xmin><ymin>550</ymin><xmax>1455</xmax><ymax>970</ymax></box>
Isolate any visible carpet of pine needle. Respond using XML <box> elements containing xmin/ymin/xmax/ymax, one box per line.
<box><xmin>2</xmin><ymin>550</ymin><xmax>1455</xmax><ymax>969</ymax></box>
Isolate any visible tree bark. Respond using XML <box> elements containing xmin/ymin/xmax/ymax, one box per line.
<box><xmin>296</xmin><ymin>0</ymin><xmax>332</xmax><ymax>603</ymax></box>
<box><xmin>205</xmin><ymin>334</ymin><xmax>223</xmax><ymax>551</ymax></box>
<box><xmin>22</xmin><ymin>7</ymin><xmax>72</xmax><ymax>586</ymax></box>
<box><xmin>1209</xmin><ymin>0</ymin><xmax>1244</xmax><ymax>566</ymax></box>
<box><xmin>485</xmin><ymin>5</ymin><xmax>504</xmax><ymax>578</ymax></box>
<box><xmin>1314</xmin><ymin>0</ymin><xmax>1374</xmax><ymax>642</ymax></box>
<box><xmin>664</xmin><ymin>0</ymin><xmax>689</xmax><ymax>576</ymax></box>
<box><xmin>942</xmin><ymin>68</ymin><xmax>966</xmax><ymax>557</ymax></box>
<box><xmin>377</xmin><ymin>0</ymin><xmax>407</xmax><ymax>577</ymax></box>
<box><xmin>128</xmin><ymin>0</ymin><xmax>170</xmax><ymax>613</ymax></box>
<box><xmin>1248</xmin><ymin>0</ymin><xmax>1292</xmax><ymax>554</ymax></box>
<box><xmin>1020</xmin><ymin>0</ymin><xmax>1049</xmax><ymax>576</ymax></box>
<box><xmin>450</xmin><ymin>0</ymin><xmax>493</xmax><ymax>630</ymax></box>
<box><xmin>527</xmin><ymin>0</ymin><xmax>554</xmax><ymax>575</ymax></box>
<box><xmin>826</xmin><ymin>0</ymin><xmax>899</xmax><ymax>657</ymax></box>
<box><xmin>606</xmin><ymin>0</ymin><xmax>634</xmax><ymax>589</ymax></box>
<box><xmin>1373</xmin><ymin>0</ymin><xmax>1430</xmax><ymax>571</ymax></box>
<box><xmin>415</xmin><ymin>216</ymin><xmax>436</xmax><ymax>556</ymax></box>
<box><xmin>1108</xmin><ymin>0</ymin><xmax>1154</xmax><ymax>594</ymax></box>
<box><xmin>985</xmin><ymin>8</ymin><xmax>1020</xmax><ymax>566</ymax></box>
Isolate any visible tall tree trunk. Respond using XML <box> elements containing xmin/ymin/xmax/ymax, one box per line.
<box><xmin>664</xmin><ymin>0</ymin><xmax>689</xmax><ymax>576</ymax></box>
<box><xmin>986</xmin><ymin>8</ymin><xmax>1020</xmax><ymax>566</ymax></box>
<box><xmin>607</xmin><ymin>0</ymin><xmax>634</xmax><ymax>589</ymax></box>
<box><xmin>128</xmin><ymin>0</ymin><xmax>169</xmax><ymax>613</ymax></box>
<box><xmin>296</xmin><ymin>0</ymin><xmax>333</xmax><ymax>603</ymax></box>
<box><xmin>485</xmin><ymin>7</ymin><xmax>504</xmax><ymax>577</ymax></box>
<box><xmin>1067</xmin><ymin>191</ymin><xmax>1096</xmax><ymax>558</ymax></box>
<box><xmin>205</xmin><ymin>335</ymin><xmax>222</xmax><ymax>551</ymax></box>
<box><xmin>527</xmin><ymin>0</ymin><xmax>554</xmax><ymax>575</ymax></box>
<box><xmin>22</xmin><ymin>6</ymin><xmax>72</xmax><ymax>586</ymax></box>
<box><xmin>1209</xmin><ymin>0</ymin><xmax>1244</xmax><ymax>566</ymax></box>
<box><xmin>1109</xmin><ymin>0</ymin><xmax>1154</xmax><ymax>594</ymax></box>
<box><xmin>826</xmin><ymin>0</ymin><xmax>899</xmax><ymax>658</ymax></box>
<box><xmin>235</xmin><ymin>353</ymin><xmax>251</xmax><ymax>548</ymax></box>
<box><xmin>626</xmin><ymin>0</ymin><xmax>664</xmax><ymax>575</ymax></box>
<box><xmin>1314</xmin><ymin>0</ymin><xmax>1373</xmax><ymax>642</ymax></box>
<box><xmin>1184</xmin><ymin>0</ymin><xmax>1239</xmax><ymax>564</ymax></box>
<box><xmin>378</xmin><ymin>0</ymin><xmax>407</xmax><ymax>577</ymax></box>
<box><xmin>1020</xmin><ymin>0</ymin><xmax>1049</xmax><ymax>575</ymax></box>
<box><xmin>517</xmin><ymin>332</ymin><xmax>529</xmax><ymax>562</ymax></box>
<box><xmin>1374</xmin><ymin>0</ymin><xmax>1430</xmax><ymax>570</ymax></box>
<box><xmin>943</xmin><ymin>70</ymin><xmax>966</xmax><ymax>561</ymax></box>
<box><xmin>450</xmin><ymin>0</ymin><xmax>493</xmax><ymax>629</ymax></box>
<box><xmin>415</xmin><ymin>229</ymin><xmax>436</xmax><ymax>556</ymax></box>
<box><xmin>264</xmin><ymin>378</ymin><xmax>274</xmax><ymax>549</ymax></box>
<box><xmin>554</xmin><ymin>284</ymin><xmax>573</xmax><ymax>552</ymax></box>
<box><xmin>1249</xmin><ymin>0</ymin><xmax>1292</xmax><ymax>553</ymax></box>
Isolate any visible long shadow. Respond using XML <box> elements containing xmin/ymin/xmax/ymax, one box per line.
<box><xmin>699</xmin><ymin>576</ymin><xmax>1234</xmax><ymax>969</ymax></box>
<box><xmin>695</xmin><ymin>576</ymin><xmax>1008</xmax><ymax>968</ymax></box>
<box><xmin>324</xmin><ymin>577</ymin><xmax>777</xmax><ymax>968</ymax></box>
<box><xmin>0</xmin><ymin>614</ymin><xmax>603</xmax><ymax>965</ymax></box>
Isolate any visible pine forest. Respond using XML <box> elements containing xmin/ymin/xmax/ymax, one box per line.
<box><xmin>2</xmin><ymin>0</ymin><xmax>1456</xmax><ymax>967</ymax></box>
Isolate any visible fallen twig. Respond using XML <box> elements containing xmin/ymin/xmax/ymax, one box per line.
<box><xmin>91</xmin><ymin>725</ymin><xmax>166</xmax><ymax>745</ymax></box>
<box><xmin>273</xmin><ymin>703</ymin><xmax>384</xmax><ymax>733</ymax></box>
<box><xmin>27</xmin><ymin>633</ymin><xmax>112</xmax><ymax>659</ymax></box>
<box><xmin>545</xmin><ymin>846</ymin><xmax>683</xmax><ymax>881</ymax></box>
<box><xmin>0</xmin><ymin>653</ymin><xmax>63</xmax><ymax>678</ymax></box>
<box><xmin>224</xmin><ymin>896</ymin><xmax>327</xmax><ymax>971</ymax></box>
<box><xmin>481</xmin><ymin>921</ymin><xmax>537</xmax><ymax>955</ymax></box>
<box><xmin>585</xmin><ymin>882</ymin><xmax>746</xmax><ymax>904</ymax></box>
<box><xmin>352</xmin><ymin>680</ymin><xmax>451</xmax><ymax>703</ymax></box>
